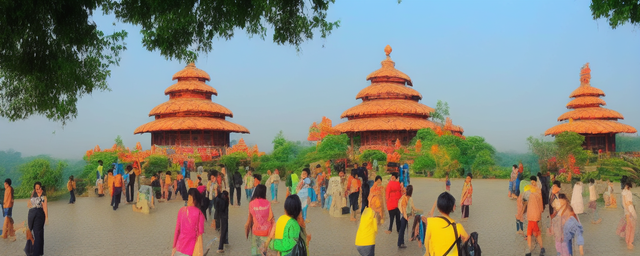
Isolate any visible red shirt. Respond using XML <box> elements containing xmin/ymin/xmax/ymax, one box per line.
<box><xmin>386</xmin><ymin>180</ymin><xmax>402</xmax><ymax>210</ymax></box>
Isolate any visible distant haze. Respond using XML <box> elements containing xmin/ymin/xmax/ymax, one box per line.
<box><xmin>1</xmin><ymin>1</ymin><xmax>639</xmax><ymax>159</ymax></box>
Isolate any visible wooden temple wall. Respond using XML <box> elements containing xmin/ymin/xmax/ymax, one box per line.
<box><xmin>583</xmin><ymin>133</ymin><xmax>616</xmax><ymax>153</ymax></box>
<box><xmin>151</xmin><ymin>131</ymin><xmax>230</xmax><ymax>147</ymax></box>
<box><xmin>358</xmin><ymin>130</ymin><xmax>417</xmax><ymax>147</ymax></box>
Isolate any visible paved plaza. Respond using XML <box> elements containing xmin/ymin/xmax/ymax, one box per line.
<box><xmin>2</xmin><ymin>178</ymin><xmax>638</xmax><ymax>256</ymax></box>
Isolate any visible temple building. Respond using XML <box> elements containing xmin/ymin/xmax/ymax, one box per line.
<box><xmin>545</xmin><ymin>63</ymin><xmax>636</xmax><ymax>152</ymax></box>
<box><xmin>334</xmin><ymin>45</ymin><xmax>443</xmax><ymax>149</ymax></box>
<box><xmin>134</xmin><ymin>63</ymin><xmax>249</xmax><ymax>149</ymax></box>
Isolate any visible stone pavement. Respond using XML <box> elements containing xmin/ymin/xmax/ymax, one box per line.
<box><xmin>1</xmin><ymin>178</ymin><xmax>638</xmax><ymax>256</ymax></box>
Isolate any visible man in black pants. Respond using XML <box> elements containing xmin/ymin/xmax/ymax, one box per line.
<box><xmin>231</xmin><ymin>170</ymin><xmax>243</xmax><ymax>206</ymax></box>
<box><xmin>125</xmin><ymin>165</ymin><xmax>136</xmax><ymax>203</ymax></box>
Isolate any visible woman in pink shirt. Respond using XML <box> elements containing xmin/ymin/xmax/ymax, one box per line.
<box><xmin>173</xmin><ymin>188</ymin><xmax>205</xmax><ymax>256</ymax></box>
<box><xmin>245</xmin><ymin>184</ymin><xmax>275</xmax><ymax>256</ymax></box>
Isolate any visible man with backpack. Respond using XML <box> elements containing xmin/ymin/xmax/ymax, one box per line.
<box><xmin>230</xmin><ymin>169</ymin><xmax>243</xmax><ymax>206</ymax></box>
<box><xmin>424</xmin><ymin>191</ymin><xmax>469</xmax><ymax>256</ymax></box>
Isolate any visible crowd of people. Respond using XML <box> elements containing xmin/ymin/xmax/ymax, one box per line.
<box><xmin>0</xmin><ymin>160</ymin><xmax>637</xmax><ymax>256</ymax></box>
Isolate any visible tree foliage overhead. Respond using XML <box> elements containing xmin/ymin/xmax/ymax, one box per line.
<box><xmin>0</xmin><ymin>0</ymin><xmax>339</xmax><ymax>123</ymax></box>
<box><xmin>590</xmin><ymin>0</ymin><xmax>640</xmax><ymax>29</ymax></box>
<box><xmin>429</xmin><ymin>100</ymin><xmax>450</xmax><ymax>124</ymax></box>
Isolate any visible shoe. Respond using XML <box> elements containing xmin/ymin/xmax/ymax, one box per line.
<box><xmin>398</xmin><ymin>244</ymin><xmax>407</xmax><ymax>249</ymax></box>
<box><xmin>385</xmin><ymin>230</ymin><xmax>392</xmax><ymax>234</ymax></box>
<box><xmin>525</xmin><ymin>253</ymin><xmax>531</xmax><ymax>256</ymax></box>
<box><xmin>540</xmin><ymin>248</ymin><xmax>546</xmax><ymax>256</ymax></box>
<box><xmin>217</xmin><ymin>249</ymin><xmax>224</xmax><ymax>253</ymax></box>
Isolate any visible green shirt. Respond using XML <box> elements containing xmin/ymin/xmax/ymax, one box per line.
<box><xmin>269</xmin><ymin>218</ymin><xmax>300</xmax><ymax>254</ymax></box>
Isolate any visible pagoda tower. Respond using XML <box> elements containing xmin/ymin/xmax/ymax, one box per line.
<box><xmin>134</xmin><ymin>63</ymin><xmax>249</xmax><ymax>148</ymax></box>
<box><xmin>545</xmin><ymin>63</ymin><xmax>636</xmax><ymax>152</ymax></box>
<box><xmin>334</xmin><ymin>45</ymin><xmax>440</xmax><ymax>149</ymax></box>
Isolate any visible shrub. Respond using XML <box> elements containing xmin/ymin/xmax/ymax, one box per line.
<box><xmin>16</xmin><ymin>158</ymin><xmax>65</xmax><ymax>198</ymax></box>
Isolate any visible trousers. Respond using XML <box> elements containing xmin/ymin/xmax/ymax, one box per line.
<box><xmin>388</xmin><ymin>208</ymin><xmax>401</xmax><ymax>232</ymax></box>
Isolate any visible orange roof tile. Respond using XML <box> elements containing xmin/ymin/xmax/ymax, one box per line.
<box><xmin>165</xmin><ymin>79</ymin><xmax>217</xmax><ymax>95</ymax></box>
<box><xmin>566</xmin><ymin>96</ymin><xmax>605</xmax><ymax>109</ymax></box>
<box><xmin>149</xmin><ymin>98</ymin><xmax>233</xmax><ymax>117</ymax></box>
<box><xmin>172</xmin><ymin>63</ymin><xmax>211</xmax><ymax>81</ymax></box>
<box><xmin>334</xmin><ymin>116</ymin><xmax>439</xmax><ymax>132</ymax></box>
<box><xmin>365</xmin><ymin>45</ymin><xmax>412</xmax><ymax>86</ymax></box>
<box><xmin>545</xmin><ymin>120</ymin><xmax>637</xmax><ymax>135</ymax></box>
<box><xmin>341</xmin><ymin>99</ymin><xmax>434</xmax><ymax>119</ymax></box>
<box><xmin>557</xmin><ymin>107</ymin><xmax>623</xmax><ymax>121</ymax></box>
<box><xmin>134</xmin><ymin>117</ymin><xmax>249</xmax><ymax>134</ymax></box>
<box><xmin>355</xmin><ymin>82</ymin><xmax>422</xmax><ymax>100</ymax></box>
<box><xmin>569</xmin><ymin>85</ymin><xmax>604</xmax><ymax>98</ymax></box>
<box><xmin>444</xmin><ymin>117</ymin><xmax>464</xmax><ymax>133</ymax></box>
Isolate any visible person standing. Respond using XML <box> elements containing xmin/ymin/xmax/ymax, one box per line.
<box><xmin>112</xmin><ymin>171</ymin><xmax>124</xmax><ymax>210</ymax></box>
<box><xmin>267</xmin><ymin>169</ymin><xmax>280</xmax><ymax>203</ymax></box>
<box><xmin>368</xmin><ymin>176</ymin><xmax>385</xmax><ymax>225</ymax></box>
<box><xmin>232</xmin><ymin>169</ymin><xmax>243</xmax><ymax>206</ymax></box>
<box><xmin>267</xmin><ymin>195</ymin><xmax>305</xmax><ymax>256</ymax></box>
<box><xmin>163</xmin><ymin>171</ymin><xmax>171</xmax><ymax>201</ymax></box>
<box><xmin>549</xmin><ymin>181</ymin><xmax>561</xmax><ymax>217</ymax></box>
<box><xmin>67</xmin><ymin>176</ymin><xmax>76</xmax><ymax>204</ymax></box>
<box><xmin>563</xmin><ymin>205</ymin><xmax>585</xmax><ymax>256</ymax></box>
<box><xmin>588</xmin><ymin>179</ymin><xmax>602</xmax><ymax>224</ymax></box>
<box><xmin>214</xmin><ymin>190</ymin><xmax>230</xmax><ymax>253</ymax></box>
<box><xmin>27</xmin><ymin>182</ymin><xmax>48</xmax><ymax>256</ymax></box>
<box><xmin>526</xmin><ymin>176</ymin><xmax>545</xmax><ymax>256</ymax></box>
<box><xmin>385</xmin><ymin>172</ymin><xmax>402</xmax><ymax>234</ymax></box>
<box><xmin>509</xmin><ymin>164</ymin><xmax>518</xmax><ymax>198</ymax></box>
<box><xmin>571</xmin><ymin>181</ymin><xmax>584</xmax><ymax>215</ymax></box>
<box><xmin>172</xmin><ymin>188</ymin><xmax>205</xmax><ymax>256</ymax></box>
<box><xmin>445</xmin><ymin>174</ymin><xmax>450</xmax><ymax>192</ymax></box>
<box><xmin>107</xmin><ymin>170</ymin><xmax>115</xmax><ymax>206</ymax></box>
<box><xmin>207</xmin><ymin>172</ymin><xmax>218</xmax><ymax>219</ymax></box>
<box><xmin>397</xmin><ymin>185</ymin><xmax>416</xmax><ymax>249</ymax></box>
<box><xmin>424</xmin><ymin>192</ymin><xmax>469</xmax><ymax>256</ymax></box>
<box><xmin>604</xmin><ymin>180</ymin><xmax>617</xmax><ymax>208</ymax></box>
<box><xmin>460</xmin><ymin>173</ymin><xmax>473</xmax><ymax>220</ymax></box>
<box><xmin>355</xmin><ymin>207</ymin><xmax>378</xmax><ymax>256</ymax></box>
<box><xmin>126</xmin><ymin>165</ymin><xmax>137</xmax><ymax>203</ymax></box>
<box><xmin>244</xmin><ymin>169</ymin><xmax>255</xmax><ymax>202</ymax></box>
<box><xmin>245</xmin><ymin>185</ymin><xmax>274</xmax><ymax>256</ymax></box>
<box><xmin>359</xmin><ymin>163</ymin><xmax>370</xmax><ymax>214</ymax></box>
<box><xmin>2</xmin><ymin>179</ymin><xmax>14</xmax><ymax>239</ymax></box>
<box><xmin>617</xmin><ymin>182</ymin><xmax>636</xmax><ymax>250</ymax></box>
<box><xmin>297</xmin><ymin>169</ymin><xmax>312</xmax><ymax>222</ymax></box>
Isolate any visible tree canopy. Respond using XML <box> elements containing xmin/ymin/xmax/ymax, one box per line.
<box><xmin>0</xmin><ymin>0</ymin><xmax>339</xmax><ymax>123</ymax></box>
<box><xmin>590</xmin><ymin>0</ymin><xmax>640</xmax><ymax>29</ymax></box>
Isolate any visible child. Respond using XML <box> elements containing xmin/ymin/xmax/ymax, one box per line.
<box><xmin>603</xmin><ymin>180</ymin><xmax>617</xmax><ymax>208</ymax></box>
<box><xmin>355</xmin><ymin>207</ymin><xmax>377</xmax><ymax>256</ymax></box>
<box><xmin>214</xmin><ymin>190</ymin><xmax>230</xmax><ymax>253</ymax></box>
<box><xmin>563</xmin><ymin>205</ymin><xmax>585</xmax><ymax>256</ymax></box>
<box><xmin>516</xmin><ymin>187</ymin><xmax>527</xmax><ymax>235</ymax></box>
<box><xmin>588</xmin><ymin>179</ymin><xmax>602</xmax><ymax>224</ymax></box>
<box><xmin>445</xmin><ymin>174</ymin><xmax>450</xmax><ymax>192</ymax></box>
<box><xmin>526</xmin><ymin>176</ymin><xmax>545</xmax><ymax>256</ymax></box>
<box><xmin>67</xmin><ymin>176</ymin><xmax>76</xmax><ymax>204</ymax></box>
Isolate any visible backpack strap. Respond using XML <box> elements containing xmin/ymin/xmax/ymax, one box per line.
<box><xmin>437</xmin><ymin>216</ymin><xmax>460</xmax><ymax>256</ymax></box>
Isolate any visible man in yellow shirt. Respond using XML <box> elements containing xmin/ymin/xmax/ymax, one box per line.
<box><xmin>424</xmin><ymin>192</ymin><xmax>469</xmax><ymax>256</ymax></box>
<box><xmin>355</xmin><ymin>207</ymin><xmax>377</xmax><ymax>256</ymax></box>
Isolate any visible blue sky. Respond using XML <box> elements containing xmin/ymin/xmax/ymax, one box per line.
<box><xmin>1</xmin><ymin>0</ymin><xmax>638</xmax><ymax>159</ymax></box>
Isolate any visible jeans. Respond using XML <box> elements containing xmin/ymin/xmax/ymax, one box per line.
<box><xmin>325</xmin><ymin>195</ymin><xmax>332</xmax><ymax>210</ymax></box>
<box><xmin>320</xmin><ymin>187</ymin><xmax>326</xmax><ymax>208</ymax></box>
<box><xmin>509</xmin><ymin>181</ymin><xmax>514</xmax><ymax>194</ymax></box>
<box><xmin>516</xmin><ymin>219</ymin><xmax>524</xmax><ymax>231</ymax></box>
<box><xmin>69</xmin><ymin>190</ymin><xmax>76</xmax><ymax>203</ymax></box>
<box><xmin>302</xmin><ymin>206</ymin><xmax>308</xmax><ymax>220</ymax></box>
<box><xmin>126</xmin><ymin>181</ymin><xmax>135</xmax><ymax>202</ymax></box>
<box><xmin>270</xmin><ymin>183</ymin><xmax>278</xmax><ymax>201</ymax></box>
<box><xmin>388</xmin><ymin>208</ymin><xmax>401</xmax><ymax>232</ymax></box>
<box><xmin>112</xmin><ymin>187</ymin><xmax>122</xmax><ymax>210</ymax></box>
<box><xmin>398</xmin><ymin>216</ymin><xmax>408</xmax><ymax>246</ymax></box>
<box><xmin>3</xmin><ymin>207</ymin><xmax>12</xmax><ymax>218</ymax></box>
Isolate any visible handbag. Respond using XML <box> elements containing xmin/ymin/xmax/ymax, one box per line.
<box><xmin>290</xmin><ymin>228</ymin><xmax>308</xmax><ymax>256</ymax></box>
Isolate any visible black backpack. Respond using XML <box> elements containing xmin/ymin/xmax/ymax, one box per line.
<box><xmin>459</xmin><ymin>232</ymin><xmax>481</xmax><ymax>256</ymax></box>
<box><xmin>233</xmin><ymin>172</ymin><xmax>243</xmax><ymax>187</ymax></box>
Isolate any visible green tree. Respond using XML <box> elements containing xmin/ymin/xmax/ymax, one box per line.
<box><xmin>273</xmin><ymin>130</ymin><xmax>287</xmax><ymax>151</ymax></box>
<box><xmin>555</xmin><ymin>131</ymin><xmax>590</xmax><ymax>166</ymax></box>
<box><xmin>81</xmin><ymin>151</ymin><xmax>119</xmax><ymax>184</ymax></box>
<box><xmin>413</xmin><ymin>152</ymin><xmax>436</xmax><ymax>175</ymax></box>
<box><xmin>429</xmin><ymin>100</ymin><xmax>450</xmax><ymax>124</ymax></box>
<box><xmin>616</xmin><ymin>134</ymin><xmax>640</xmax><ymax>152</ymax></box>
<box><xmin>410</xmin><ymin>128</ymin><xmax>439</xmax><ymax>146</ymax></box>
<box><xmin>17</xmin><ymin>158</ymin><xmax>65</xmax><ymax>198</ymax></box>
<box><xmin>360</xmin><ymin>150</ymin><xmax>387</xmax><ymax>163</ymax></box>
<box><xmin>144</xmin><ymin>155</ymin><xmax>171</xmax><ymax>177</ymax></box>
<box><xmin>219</xmin><ymin>151</ymin><xmax>248</xmax><ymax>172</ymax></box>
<box><xmin>0</xmin><ymin>0</ymin><xmax>339</xmax><ymax>123</ymax></box>
<box><xmin>311</xmin><ymin>134</ymin><xmax>349</xmax><ymax>161</ymax></box>
<box><xmin>590</xmin><ymin>0</ymin><xmax>640</xmax><ymax>29</ymax></box>
<box><xmin>527</xmin><ymin>135</ymin><xmax>558</xmax><ymax>172</ymax></box>
<box><xmin>114</xmin><ymin>135</ymin><xmax>125</xmax><ymax>149</ymax></box>
<box><xmin>472</xmin><ymin>150</ymin><xmax>495</xmax><ymax>178</ymax></box>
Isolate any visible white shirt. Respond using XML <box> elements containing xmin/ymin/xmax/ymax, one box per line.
<box><xmin>589</xmin><ymin>184</ymin><xmax>597</xmax><ymax>201</ymax></box>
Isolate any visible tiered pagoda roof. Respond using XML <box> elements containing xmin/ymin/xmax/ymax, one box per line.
<box><xmin>545</xmin><ymin>63</ymin><xmax>636</xmax><ymax>135</ymax></box>
<box><xmin>134</xmin><ymin>63</ymin><xmax>249</xmax><ymax>135</ymax></box>
<box><xmin>334</xmin><ymin>45</ymin><xmax>439</xmax><ymax>133</ymax></box>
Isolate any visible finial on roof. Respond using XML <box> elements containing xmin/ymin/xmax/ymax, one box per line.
<box><xmin>580</xmin><ymin>62</ymin><xmax>591</xmax><ymax>85</ymax></box>
<box><xmin>385</xmin><ymin>45</ymin><xmax>392</xmax><ymax>57</ymax></box>
<box><xmin>187</xmin><ymin>62</ymin><xmax>196</xmax><ymax>68</ymax></box>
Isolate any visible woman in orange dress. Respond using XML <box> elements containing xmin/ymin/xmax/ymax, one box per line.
<box><xmin>367</xmin><ymin>175</ymin><xmax>385</xmax><ymax>225</ymax></box>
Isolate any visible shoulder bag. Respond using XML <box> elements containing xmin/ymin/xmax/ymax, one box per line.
<box><xmin>437</xmin><ymin>216</ymin><xmax>461</xmax><ymax>256</ymax></box>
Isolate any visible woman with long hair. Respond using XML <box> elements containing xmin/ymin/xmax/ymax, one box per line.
<box><xmin>245</xmin><ymin>184</ymin><xmax>275</xmax><ymax>256</ymax></box>
<box><xmin>214</xmin><ymin>190</ymin><xmax>229</xmax><ymax>253</ymax></box>
<box><xmin>267</xmin><ymin>195</ymin><xmax>306</xmax><ymax>256</ymax></box>
<box><xmin>368</xmin><ymin>175</ymin><xmax>385</xmax><ymax>225</ymax></box>
<box><xmin>460</xmin><ymin>173</ymin><xmax>473</xmax><ymax>220</ymax></box>
<box><xmin>172</xmin><ymin>188</ymin><xmax>205</xmax><ymax>256</ymax></box>
<box><xmin>27</xmin><ymin>182</ymin><xmax>48</xmax><ymax>256</ymax></box>
<box><xmin>617</xmin><ymin>182</ymin><xmax>636</xmax><ymax>250</ymax></box>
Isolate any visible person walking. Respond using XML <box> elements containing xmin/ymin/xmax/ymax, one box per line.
<box><xmin>245</xmin><ymin>185</ymin><xmax>274</xmax><ymax>256</ymax></box>
<box><xmin>385</xmin><ymin>172</ymin><xmax>402</xmax><ymax>234</ymax></box>
<box><xmin>424</xmin><ymin>192</ymin><xmax>469</xmax><ymax>256</ymax></box>
<box><xmin>207</xmin><ymin>172</ymin><xmax>218</xmax><ymax>219</ymax></box>
<box><xmin>347</xmin><ymin>169</ymin><xmax>361</xmax><ymax>222</ymax></box>
<box><xmin>510</xmin><ymin>164</ymin><xmax>518</xmax><ymax>198</ymax></box>
<box><xmin>297</xmin><ymin>169</ymin><xmax>312</xmax><ymax>222</ymax></box>
<box><xmin>126</xmin><ymin>165</ymin><xmax>137</xmax><ymax>203</ymax></box>
<box><xmin>2</xmin><ymin>179</ymin><xmax>14</xmax><ymax>239</ymax></box>
<box><xmin>244</xmin><ymin>169</ymin><xmax>255</xmax><ymax>203</ymax></box>
<box><xmin>617</xmin><ymin>182</ymin><xmax>636</xmax><ymax>250</ymax></box>
<box><xmin>214</xmin><ymin>190</ymin><xmax>230</xmax><ymax>253</ymax></box>
<box><xmin>397</xmin><ymin>185</ymin><xmax>417</xmax><ymax>249</ymax></box>
<box><xmin>67</xmin><ymin>176</ymin><xmax>76</xmax><ymax>204</ymax></box>
<box><xmin>526</xmin><ymin>176</ymin><xmax>545</xmax><ymax>256</ymax></box>
<box><xmin>266</xmin><ymin>169</ymin><xmax>280</xmax><ymax>203</ymax></box>
<box><xmin>563</xmin><ymin>205</ymin><xmax>585</xmax><ymax>256</ymax></box>
<box><xmin>172</xmin><ymin>188</ymin><xmax>205</xmax><ymax>256</ymax></box>
<box><xmin>355</xmin><ymin>207</ymin><xmax>378</xmax><ymax>256</ymax></box>
<box><xmin>587</xmin><ymin>179</ymin><xmax>602</xmax><ymax>224</ymax></box>
<box><xmin>368</xmin><ymin>176</ymin><xmax>385</xmax><ymax>225</ymax></box>
<box><xmin>231</xmin><ymin>170</ymin><xmax>243</xmax><ymax>206</ymax></box>
<box><xmin>460</xmin><ymin>173</ymin><xmax>473</xmax><ymax>220</ymax></box>
<box><xmin>163</xmin><ymin>171</ymin><xmax>172</xmax><ymax>201</ymax></box>
<box><xmin>571</xmin><ymin>181</ymin><xmax>584</xmax><ymax>215</ymax></box>
<box><xmin>112</xmin><ymin>171</ymin><xmax>124</xmax><ymax>210</ymax></box>
<box><xmin>27</xmin><ymin>182</ymin><xmax>48</xmax><ymax>256</ymax></box>
<box><xmin>267</xmin><ymin>194</ymin><xmax>305</xmax><ymax>256</ymax></box>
